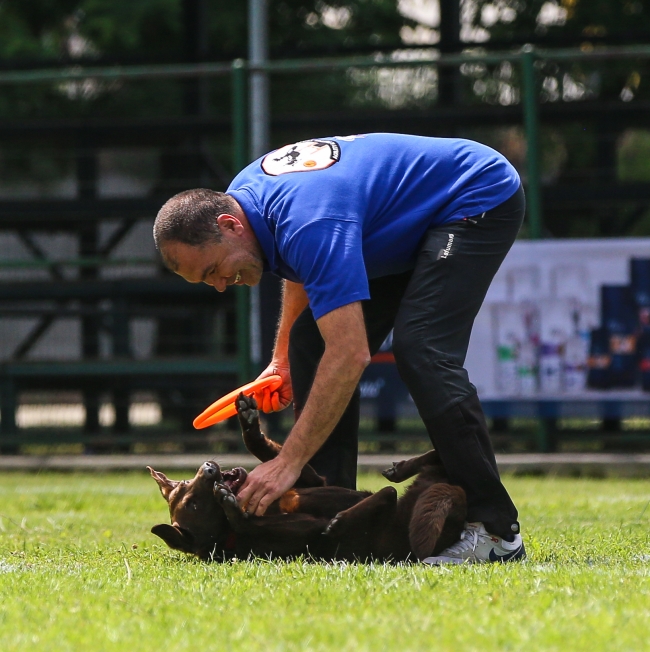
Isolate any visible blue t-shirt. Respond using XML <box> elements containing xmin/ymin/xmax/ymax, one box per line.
<box><xmin>227</xmin><ymin>133</ymin><xmax>520</xmax><ymax>320</ymax></box>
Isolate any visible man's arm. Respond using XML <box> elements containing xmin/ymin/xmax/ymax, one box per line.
<box><xmin>237</xmin><ymin>300</ymin><xmax>370</xmax><ymax>515</ymax></box>
<box><xmin>255</xmin><ymin>280</ymin><xmax>309</xmax><ymax>411</ymax></box>
<box><xmin>274</xmin><ymin>280</ymin><xmax>310</xmax><ymax>361</ymax></box>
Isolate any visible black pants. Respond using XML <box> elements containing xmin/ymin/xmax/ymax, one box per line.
<box><xmin>289</xmin><ymin>185</ymin><xmax>525</xmax><ymax>539</ymax></box>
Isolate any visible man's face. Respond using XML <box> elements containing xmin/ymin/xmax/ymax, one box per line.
<box><xmin>161</xmin><ymin>217</ymin><xmax>264</xmax><ymax>292</ymax></box>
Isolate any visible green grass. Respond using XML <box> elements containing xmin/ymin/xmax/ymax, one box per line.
<box><xmin>1</xmin><ymin>471</ymin><xmax>649</xmax><ymax>651</ymax></box>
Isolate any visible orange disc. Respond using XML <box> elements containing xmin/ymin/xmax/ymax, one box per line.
<box><xmin>193</xmin><ymin>375</ymin><xmax>282</xmax><ymax>429</ymax></box>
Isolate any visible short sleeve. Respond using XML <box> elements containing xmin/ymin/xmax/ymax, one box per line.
<box><xmin>282</xmin><ymin>218</ymin><xmax>370</xmax><ymax>320</ymax></box>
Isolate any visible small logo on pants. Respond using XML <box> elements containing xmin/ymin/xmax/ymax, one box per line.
<box><xmin>437</xmin><ymin>233</ymin><xmax>455</xmax><ymax>260</ymax></box>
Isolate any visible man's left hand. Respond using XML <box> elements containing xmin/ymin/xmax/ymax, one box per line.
<box><xmin>236</xmin><ymin>456</ymin><xmax>302</xmax><ymax>516</ymax></box>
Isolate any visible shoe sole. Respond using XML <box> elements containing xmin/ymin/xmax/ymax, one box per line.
<box><xmin>423</xmin><ymin>541</ymin><xmax>527</xmax><ymax>566</ymax></box>
<box><xmin>422</xmin><ymin>556</ymin><xmax>467</xmax><ymax>566</ymax></box>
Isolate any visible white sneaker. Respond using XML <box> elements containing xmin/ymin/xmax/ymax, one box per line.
<box><xmin>422</xmin><ymin>522</ymin><xmax>526</xmax><ymax>565</ymax></box>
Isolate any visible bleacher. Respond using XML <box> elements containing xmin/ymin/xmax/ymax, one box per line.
<box><xmin>1</xmin><ymin>47</ymin><xmax>650</xmax><ymax>454</ymax></box>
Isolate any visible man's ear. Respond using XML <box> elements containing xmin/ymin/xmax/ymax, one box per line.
<box><xmin>216</xmin><ymin>213</ymin><xmax>243</xmax><ymax>234</ymax></box>
<box><xmin>147</xmin><ymin>466</ymin><xmax>179</xmax><ymax>501</ymax></box>
<box><xmin>151</xmin><ymin>524</ymin><xmax>196</xmax><ymax>554</ymax></box>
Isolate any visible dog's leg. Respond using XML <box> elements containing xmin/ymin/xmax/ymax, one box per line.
<box><xmin>323</xmin><ymin>486</ymin><xmax>397</xmax><ymax>539</ymax></box>
<box><xmin>408</xmin><ymin>484</ymin><xmax>467</xmax><ymax>560</ymax></box>
<box><xmin>382</xmin><ymin>450</ymin><xmax>445</xmax><ymax>483</ymax></box>
<box><xmin>236</xmin><ymin>393</ymin><xmax>282</xmax><ymax>460</ymax></box>
<box><xmin>236</xmin><ymin>393</ymin><xmax>325</xmax><ymax>487</ymax></box>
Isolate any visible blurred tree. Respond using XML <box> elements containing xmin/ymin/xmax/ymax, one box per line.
<box><xmin>268</xmin><ymin>0</ymin><xmax>408</xmax><ymax>56</ymax></box>
<box><xmin>1</xmin><ymin>0</ymin><xmax>649</xmax><ymax>236</ymax></box>
<box><xmin>467</xmin><ymin>0</ymin><xmax>649</xmax><ymax>47</ymax></box>
<box><xmin>461</xmin><ymin>1</ymin><xmax>650</xmax><ymax>105</ymax></box>
<box><xmin>460</xmin><ymin>0</ymin><xmax>650</xmax><ymax>237</ymax></box>
<box><xmin>0</xmin><ymin>1</ymin><xmax>413</xmax><ymax>126</ymax></box>
<box><xmin>0</xmin><ymin>1</ymin><xmax>411</xmax><ymax>64</ymax></box>
<box><xmin>0</xmin><ymin>0</ymin><xmax>182</xmax><ymax>63</ymax></box>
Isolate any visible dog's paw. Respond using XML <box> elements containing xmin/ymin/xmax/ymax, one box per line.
<box><xmin>214</xmin><ymin>482</ymin><xmax>238</xmax><ymax>507</ymax></box>
<box><xmin>236</xmin><ymin>392</ymin><xmax>259</xmax><ymax>425</ymax></box>
<box><xmin>323</xmin><ymin>512</ymin><xmax>344</xmax><ymax>537</ymax></box>
<box><xmin>381</xmin><ymin>462</ymin><xmax>401</xmax><ymax>483</ymax></box>
<box><xmin>214</xmin><ymin>482</ymin><xmax>249</xmax><ymax>519</ymax></box>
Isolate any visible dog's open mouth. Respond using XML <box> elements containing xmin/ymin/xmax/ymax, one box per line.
<box><xmin>220</xmin><ymin>467</ymin><xmax>248</xmax><ymax>495</ymax></box>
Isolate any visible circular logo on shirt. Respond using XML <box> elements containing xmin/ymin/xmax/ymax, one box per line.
<box><xmin>262</xmin><ymin>140</ymin><xmax>340</xmax><ymax>176</ymax></box>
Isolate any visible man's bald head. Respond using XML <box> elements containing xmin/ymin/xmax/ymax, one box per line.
<box><xmin>154</xmin><ymin>188</ymin><xmax>239</xmax><ymax>251</ymax></box>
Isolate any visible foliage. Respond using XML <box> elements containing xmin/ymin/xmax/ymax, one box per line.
<box><xmin>460</xmin><ymin>1</ymin><xmax>650</xmax><ymax>106</ymax></box>
<box><xmin>0</xmin><ymin>0</ymin><xmax>406</xmax><ymax>118</ymax></box>
<box><xmin>0</xmin><ymin>471</ymin><xmax>649</xmax><ymax>651</ymax></box>
<box><xmin>0</xmin><ymin>0</ymin><xmax>81</xmax><ymax>60</ymax></box>
<box><xmin>468</xmin><ymin>0</ymin><xmax>650</xmax><ymax>44</ymax></box>
<box><xmin>0</xmin><ymin>1</ymin><xmax>410</xmax><ymax>63</ymax></box>
<box><xmin>269</xmin><ymin>0</ymin><xmax>410</xmax><ymax>55</ymax></box>
<box><xmin>457</xmin><ymin>2</ymin><xmax>650</xmax><ymax>237</ymax></box>
<box><xmin>1</xmin><ymin>1</ymin><xmax>649</xmax><ymax>236</ymax></box>
<box><xmin>0</xmin><ymin>0</ymin><xmax>195</xmax><ymax>62</ymax></box>
<box><xmin>618</xmin><ymin>129</ymin><xmax>650</xmax><ymax>182</ymax></box>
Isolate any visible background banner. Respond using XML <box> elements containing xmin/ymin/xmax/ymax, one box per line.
<box><xmin>360</xmin><ymin>238</ymin><xmax>650</xmax><ymax>420</ymax></box>
<box><xmin>466</xmin><ymin>237</ymin><xmax>650</xmax><ymax>399</ymax></box>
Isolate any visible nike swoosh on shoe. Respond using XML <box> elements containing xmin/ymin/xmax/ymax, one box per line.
<box><xmin>488</xmin><ymin>543</ymin><xmax>526</xmax><ymax>563</ymax></box>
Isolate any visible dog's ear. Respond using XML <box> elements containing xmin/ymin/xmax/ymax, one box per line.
<box><xmin>147</xmin><ymin>466</ymin><xmax>179</xmax><ymax>501</ymax></box>
<box><xmin>151</xmin><ymin>524</ymin><xmax>195</xmax><ymax>554</ymax></box>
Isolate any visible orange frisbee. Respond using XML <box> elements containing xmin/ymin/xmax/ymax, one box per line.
<box><xmin>193</xmin><ymin>375</ymin><xmax>282</xmax><ymax>429</ymax></box>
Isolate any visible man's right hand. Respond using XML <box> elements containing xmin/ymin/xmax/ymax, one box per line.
<box><xmin>256</xmin><ymin>361</ymin><xmax>292</xmax><ymax>412</ymax></box>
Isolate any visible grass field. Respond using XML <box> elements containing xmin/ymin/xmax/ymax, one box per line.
<box><xmin>0</xmin><ymin>470</ymin><xmax>649</xmax><ymax>652</ymax></box>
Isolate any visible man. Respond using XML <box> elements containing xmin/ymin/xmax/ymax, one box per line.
<box><xmin>154</xmin><ymin>133</ymin><xmax>526</xmax><ymax>564</ymax></box>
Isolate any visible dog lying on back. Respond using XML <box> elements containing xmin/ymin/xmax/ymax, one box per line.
<box><xmin>149</xmin><ymin>394</ymin><xmax>466</xmax><ymax>562</ymax></box>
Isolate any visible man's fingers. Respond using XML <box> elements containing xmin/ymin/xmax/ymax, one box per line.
<box><xmin>254</xmin><ymin>496</ymin><xmax>271</xmax><ymax>516</ymax></box>
<box><xmin>239</xmin><ymin>482</ymin><xmax>277</xmax><ymax>516</ymax></box>
<box><xmin>244</xmin><ymin>495</ymin><xmax>259</xmax><ymax>515</ymax></box>
<box><xmin>234</xmin><ymin>457</ymin><xmax>299</xmax><ymax>516</ymax></box>
<box><xmin>236</xmin><ymin>478</ymin><xmax>253</xmax><ymax>506</ymax></box>
<box><xmin>236</xmin><ymin>477</ymin><xmax>264</xmax><ymax>514</ymax></box>
<box><xmin>237</xmin><ymin>487</ymin><xmax>257</xmax><ymax>513</ymax></box>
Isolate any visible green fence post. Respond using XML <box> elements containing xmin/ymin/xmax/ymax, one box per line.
<box><xmin>522</xmin><ymin>46</ymin><xmax>552</xmax><ymax>450</ymax></box>
<box><xmin>232</xmin><ymin>59</ymin><xmax>248</xmax><ymax>173</ymax></box>
<box><xmin>0</xmin><ymin>370</ymin><xmax>17</xmax><ymax>445</ymax></box>
<box><xmin>236</xmin><ymin>286</ymin><xmax>251</xmax><ymax>384</ymax></box>
<box><xmin>521</xmin><ymin>45</ymin><xmax>542</xmax><ymax>241</ymax></box>
<box><xmin>232</xmin><ymin>59</ymin><xmax>251</xmax><ymax>383</ymax></box>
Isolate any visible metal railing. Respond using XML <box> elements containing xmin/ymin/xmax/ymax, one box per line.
<box><xmin>1</xmin><ymin>44</ymin><xmax>650</xmax><ymax>448</ymax></box>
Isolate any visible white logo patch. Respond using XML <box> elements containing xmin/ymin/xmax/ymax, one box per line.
<box><xmin>437</xmin><ymin>233</ymin><xmax>455</xmax><ymax>260</ymax></box>
<box><xmin>262</xmin><ymin>140</ymin><xmax>340</xmax><ymax>176</ymax></box>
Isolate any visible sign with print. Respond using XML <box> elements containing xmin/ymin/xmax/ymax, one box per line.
<box><xmin>262</xmin><ymin>140</ymin><xmax>340</xmax><ymax>176</ymax></box>
<box><xmin>465</xmin><ymin>237</ymin><xmax>650</xmax><ymax>400</ymax></box>
<box><xmin>359</xmin><ymin>238</ymin><xmax>650</xmax><ymax>425</ymax></box>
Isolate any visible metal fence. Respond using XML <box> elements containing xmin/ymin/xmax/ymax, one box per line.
<box><xmin>1</xmin><ymin>44</ymin><xmax>649</xmax><ymax>452</ymax></box>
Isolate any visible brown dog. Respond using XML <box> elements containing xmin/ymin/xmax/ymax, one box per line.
<box><xmin>149</xmin><ymin>394</ymin><xmax>466</xmax><ymax>562</ymax></box>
